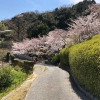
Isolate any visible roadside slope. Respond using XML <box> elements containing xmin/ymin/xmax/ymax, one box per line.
<box><xmin>1</xmin><ymin>64</ymin><xmax>46</xmax><ymax>100</ymax></box>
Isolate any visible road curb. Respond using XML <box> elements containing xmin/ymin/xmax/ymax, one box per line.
<box><xmin>69</xmin><ymin>71</ymin><xmax>98</xmax><ymax>100</ymax></box>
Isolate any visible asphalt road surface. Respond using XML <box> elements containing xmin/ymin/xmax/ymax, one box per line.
<box><xmin>25</xmin><ymin>64</ymin><xmax>90</xmax><ymax>100</ymax></box>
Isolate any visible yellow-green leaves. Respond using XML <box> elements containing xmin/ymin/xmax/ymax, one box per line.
<box><xmin>69</xmin><ymin>34</ymin><xmax>100</xmax><ymax>99</ymax></box>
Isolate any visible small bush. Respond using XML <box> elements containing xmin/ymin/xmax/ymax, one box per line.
<box><xmin>51</xmin><ymin>54</ymin><xmax>60</xmax><ymax>65</ymax></box>
<box><xmin>59</xmin><ymin>47</ymin><xmax>70</xmax><ymax>70</ymax></box>
<box><xmin>0</xmin><ymin>67</ymin><xmax>13</xmax><ymax>90</ymax></box>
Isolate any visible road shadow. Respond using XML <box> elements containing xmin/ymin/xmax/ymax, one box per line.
<box><xmin>58</xmin><ymin>66</ymin><xmax>97</xmax><ymax>100</ymax></box>
<box><xmin>68</xmin><ymin>72</ymin><xmax>98</xmax><ymax>100</ymax></box>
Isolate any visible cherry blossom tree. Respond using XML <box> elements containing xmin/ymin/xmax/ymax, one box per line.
<box><xmin>11</xmin><ymin>4</ymin><xmax>100</xmax><ymax>56</ymax></box>
<box><xmin>68</xmin><ymin>4</ymin><xmax>100</xmax><ymax>44</ymax></box>
<box><xmin>11</xmin><ymin>29</ymin><xmax>69</xmax><ymax>56</ymax></box>
<box><xmin>45</xmin><ymin>29</ymin><xmax>69</xmax><ymax>54</ymax></box>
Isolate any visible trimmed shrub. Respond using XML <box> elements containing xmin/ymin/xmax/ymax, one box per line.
<box><xmin>69</xmin><ymin>34</ymin><xmax>100</xmax><ymax>98</ymax></box>
<box><xmin>51</xmin><ymin>54</ymin><xmax>60</xmax><ymax>65</ymax></box>
<box><xmin>59</xmin><ymin>47</ymin><xmax>70</xmax><ymax>70</ymax></box>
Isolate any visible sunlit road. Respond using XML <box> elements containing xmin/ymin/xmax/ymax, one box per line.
<box><xmin>25</xmin><ymin>64</ymin><xmax>90</xmax><ymax>100</ymax></box>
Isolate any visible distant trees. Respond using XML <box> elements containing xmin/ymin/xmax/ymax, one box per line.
<box><xmin>53</xmin><ymin>7</ymin><xmax>72</xmax><ymax>28</ymax></box>
<box><xmin>71</xmin><ymin>0</ymin><xmax>95</xmax><ymax>16</ymax></box>
<box><xmin>4</xmin><ymin>16</ymin><xmax>28</xmax><ymax>41</ymax></box>
<box><xmin>3</xmin><ymin>0</ymin><xmax>95</xmax><ymax>40</ymax></box>
<box><xmin>27</xmin><ymin>22</ymin><xmax>49</xmax><ymax>38</ymax></box>
<box><xmin>11</xmin><ymin>3</ymin><xmax>100</xmax><ymax>56</ymax></box>
<box><xmin>27</xmin><ymin>11</ymin><xmax>57</xmax><ymax>38</ymax></box>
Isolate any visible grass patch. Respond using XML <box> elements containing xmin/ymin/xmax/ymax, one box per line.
<box><xmin>0</xmin><ymin>65</ymin><xmax>28</xmax><ymax>99</ymax></box>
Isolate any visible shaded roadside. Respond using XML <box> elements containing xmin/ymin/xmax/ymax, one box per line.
<box><xmin>69</xmin><ymin>71</ymin><xmax>97</xmax><ymax>100</ymax></box>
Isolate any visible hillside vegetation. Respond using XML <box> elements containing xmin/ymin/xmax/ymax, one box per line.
<box><xmin>60</xmin><ymin>34</ymin><xmax>100</xmax><ymax>99</ymax></box>
<box><xmin>0</xmin><ymin>0</ymin><xmax>100</xmax><ymax>99</ymax></box>
<box><xmin>2</xmin><ymin>0</ymin><xmax>95</xmax><ymax>41</ymax></box>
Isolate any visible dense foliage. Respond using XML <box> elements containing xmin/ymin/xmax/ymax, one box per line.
<box><xmin>1</xmin><ymin>0</ymin><xmax>100</xmax><ymax>99</ymax></box>
<box><xmin>60</xmin><ymin>34</ymin><xmax>100</xmax><ymax>99</ymax></box>
<box><xmin>0</xmin><ymin>67</ymin><xmax>13</xmax><ymax>90</ymax></box>
<box><xmin>59</xmin><ymin>48</ymin><xmax>70</xmax><ymax>70</ymax></box>
<box><xmin>51</xmin><ymin>54</ymin><xmax>60</xmax><ymax>65</ymax></box>
<box><xmin>0</xmin><ymin>65</ymin><xmax>27</xmax><ymax>95</ymax></box>
<box><xmin>11</xmin><ymin>3</ymin><xmax>100</xmax><ymax>57</ymax></box>
<box><xmin>69</xmin><ymin>34</ymin><xmax>100</xmax><ymax>98</ymax></box>
<box><xmin>2</xmin><ymin>0</ymin><xmax>95</xmax><ymax>40</ymax></box>
<box><xmin>11</xmin><ymin>29</ymin><xmax>68</xmax><ymax>56</ymax></box>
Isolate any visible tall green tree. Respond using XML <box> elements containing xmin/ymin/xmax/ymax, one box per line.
<box><xmin>27</xmin><ymin>22</ymin><xmax>49</xmax><ymax>38</ymax></box>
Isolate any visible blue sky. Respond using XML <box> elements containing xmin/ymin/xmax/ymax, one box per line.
<box><xmin>0</xmin><ymin>0</ymin><xmax>100</xmax><ymax>21</ymax></box>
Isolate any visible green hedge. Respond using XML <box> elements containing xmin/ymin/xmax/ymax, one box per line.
<box><xmin>51</xmin><ymin>54</ymin><xmax>60</xmax><ymax>65</ymax></box>
<box><xmin>69</xmin><ymin>34</ymin><xmax>100</xmax><ymax>98</ymax></box>
<box><xmin>59</xmin><ymin>48</ymin><xmax>70</xmax><ymax>70</ymax></box>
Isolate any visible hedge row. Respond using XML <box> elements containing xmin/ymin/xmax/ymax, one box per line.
<box><xmin>60</xmin><ymin>34</ymin><xmax>100</xmax><ymax>99</ymax></box>
<box><xmin>51</xmin><ymin>54</ymin><xmax>60</xmax><ymax>65</ymax></box>
<box><xmin>59</xmin><ymin>48</ymin><xmax>69</xmax><ymax>70</ymax></box>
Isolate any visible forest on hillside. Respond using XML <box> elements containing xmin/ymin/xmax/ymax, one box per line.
<box><xmin>1</xmin><ymin>1</ymin><xmax>100</xmax><ymax>99</ymax></box>
<box><xmin>1</xmin><ymin>0</ymin><xmax>95</xmax><ymax>42</ymax></box>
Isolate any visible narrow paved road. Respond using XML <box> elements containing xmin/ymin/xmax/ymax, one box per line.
<box><xmin>25</xmin><ymin>64</ymin><xmax>90</xmax><ymax>100</ymax></box>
